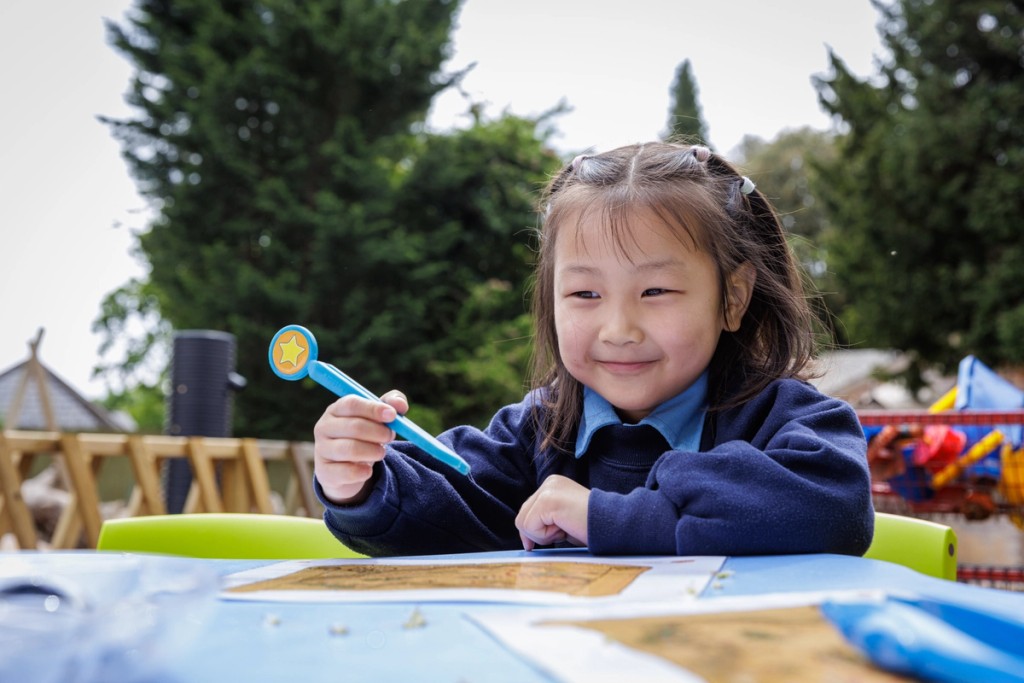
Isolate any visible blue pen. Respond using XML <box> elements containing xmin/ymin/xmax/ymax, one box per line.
<box><xmin>822</xmin><ymin>595</ymin><xmax>1024</xmax><ymax>683</ymax></box>
<box><xmin>268</xmin><ymin>324</ymin><xmax>471</xmax><ymax>476</ymax></box>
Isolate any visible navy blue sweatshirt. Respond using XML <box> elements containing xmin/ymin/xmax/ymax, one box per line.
<box><xmin>316</xmin><ymin>378</ymin><xmax>874</xmax><ymax>557</ymax></box>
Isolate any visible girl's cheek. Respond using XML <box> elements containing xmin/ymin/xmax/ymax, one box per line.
<box><xmin>560</xmin><ymin>335</ymin><xmax>591</xmax><ymax>371</ymax></box>
<box><xmin>555</xmin><ymin>327</ymin><xmax>578</xmax><ymax>359</ymax></box>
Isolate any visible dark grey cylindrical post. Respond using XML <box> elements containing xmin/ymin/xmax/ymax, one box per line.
<box><xmin>164</xmin><ymin>330</ymin><xmax>245</xmax><ymax>513</ymax></box>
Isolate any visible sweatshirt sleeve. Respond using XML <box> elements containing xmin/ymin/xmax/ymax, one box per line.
<box><xmin>316</xmin><ymin>398</ymin><xmax>540</xmax><ymax>557</ymax></box>
<box><xmin>587</xmin><ymin>380</ymin><xmax>874</xmax><ymax>557</ymax></box>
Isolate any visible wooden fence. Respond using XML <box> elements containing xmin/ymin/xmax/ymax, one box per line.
<box><xmin>0</xmin><ymin>430</ymin><xmax>320</xmax><ymax>550</ymax></box>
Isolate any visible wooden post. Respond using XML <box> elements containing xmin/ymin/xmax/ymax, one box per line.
<box><xmin>288</xmin><ymin>441</ymin><xmax>320</xmax><ymax>517</ymax></box>
<box><xmin>241</xmin><ymin>439</ymin><xmax>274</xmax><ymax>514</ymax></box>
<box><xmin>186</xmin><ymin>437</ymin><xmax>225</xmax><ymax>513</ymax></box>
<box><xmin>0</xmin><ymin>432</ymin><xmax>39</xmax><ymax>548</ymax></box>
<box><xmin>57</xmin><ymin>434</ymin><xmax>103</xmax><ymax>548</ymax></box>
<box><xmin>126</xmin><ymin>435</ymin><xmax>167</xmax><ymax>516</ymax></box>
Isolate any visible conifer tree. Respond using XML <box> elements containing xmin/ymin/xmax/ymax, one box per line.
<box><xmin>664</xmin><ymin>59</ymin><xmax>710</xmax><ymax>145</ymax></box>
<box><xmin>814</xmin><ymin>0</ymin><xmax>1024</xmax><ymax>376</ymax></box>
<box><xmin>99</xmin><ymin>0</ymin><xmax>557</xmax><ymax>438</ymax></box>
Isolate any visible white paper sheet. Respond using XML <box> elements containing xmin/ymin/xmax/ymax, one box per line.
<box><xmin>469</xmin><ymin>589</ymin><xmax>889</xmax><ymax>683</ymax></box>
<box><xmin>222</xmin><ymin>553</ymin><xmax>725</xmax><ymax>605</ymax></box>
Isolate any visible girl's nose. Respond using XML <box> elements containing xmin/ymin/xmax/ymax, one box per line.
<box><xmin>598</xmin><ymin>306</ymin><xmax>643</xmax><ymax>345</ymax></box>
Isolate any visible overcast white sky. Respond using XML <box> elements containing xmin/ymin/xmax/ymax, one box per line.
<box><xmin>0</xmin><ymin>0</ymin><xmax>885</xmax><ymax>400</ymax></box>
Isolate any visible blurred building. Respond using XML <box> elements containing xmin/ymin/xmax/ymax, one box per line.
<box><xmin>0</xmin><ymin>330</ymin><xmax>131</xmax><ymax>432</ymax></box>
<box><xmin>808</xmin><ymin>348</ymin><xmax>956</xmax><ymax>410</ymax></box>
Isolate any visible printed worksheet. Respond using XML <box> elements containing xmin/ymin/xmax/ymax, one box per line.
<box><xmin>222</xmin><ymin>552</ymin><xmax>725</xmax><ymax>605</ymax></box>
<box><xmin>469</xmin><ymin>590</ymin><xmax>900</xmax><ymax>683</ymax></box>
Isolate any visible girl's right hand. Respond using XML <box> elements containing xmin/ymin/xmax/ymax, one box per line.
<box><xmin>313</xmin><ymin>390</ymin><xmax>407</xmax><ymax>505</ymax></box>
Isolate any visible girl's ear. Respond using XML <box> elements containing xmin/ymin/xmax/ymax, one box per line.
<box><xmin>723</xmin><ymin>262</ymin><xmax>756</xmax><ymax>332</ymax></box>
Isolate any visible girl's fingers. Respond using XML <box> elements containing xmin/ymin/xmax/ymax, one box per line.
<box><xmin>325</xmin><ymin>395</ymin><xmax>398</xmax><ymax>423</ymax></box>
<box><xmin>316</xmin><ymin>435</ymin><xmax>387</xmax><ymax>465</ymax></box>
<box><xmin>515</xmin><ymin>492</ymin><xmax>565</xmax><ymax>550</ymax></box>
<box><xmin>317</xmin><ymin>460</ymin><xmax>375</xmax><ymax>487</ymax></box>
<box><xmin>379</xmin><ymin>390</ymin><xmax>409</xmax><ymax>416</ymax></box>
<box><xmin>315</xmin><ymin>397</ymin><xmax>396</xmax><ymax>445</ymax></box>
<box><xmin>514</xmin><ymin>489</ymin><xmax>538</xmax><ymax>534</ymax></box>
<box><xmin>316</xmin><ymin>417</ymin><xmax>394</xmax><ymax>453</ymax></box>
<box><xmin>514</xmin><ymin>476</ymin><xmax>591</xmax><ymax>550</ymax></box>
<box><xmin>313</xmin><ymin>393</ymin><xmax>409</xmax><ymax>506</ymax></box>
<box><xmin>316</xmin><ymin>460</ymin><xmax>377</xmax><ymax>504</ymax></box>
<box><xmin>518</xmin><ymin>521</ymin><xmax>567</xmax><ymax>550</ymax></box>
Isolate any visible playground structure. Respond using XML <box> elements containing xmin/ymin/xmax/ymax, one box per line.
<box><xmin>861</xmin><ymin>355</ymin><xmax>1024</xmax><ymax>528</ymax></box>
<box><xmin>0</xmin><ymin>430</ymin><xmax>322</xmax><ymax>550</ymax></box>
<box><xmin>860</xmin><ymin>356</ymin><xmax>1024</xmax><ymax>588</ymax></box>
<box><xmin>862</xmin><ymin>408</ymin><xmax>1024</xmax><ymax>526</ymax></box>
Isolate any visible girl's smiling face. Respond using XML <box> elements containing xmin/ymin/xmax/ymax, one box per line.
<box><xmin>553</xmin><ymin>208</ymin><xmax>753</xmax><ymax>423</ymax></box>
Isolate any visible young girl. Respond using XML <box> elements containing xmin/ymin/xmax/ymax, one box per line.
<box><xmin>313</xmin><ymin>141</ymin><xmax>874</xmax><ymax>557</ymax></box>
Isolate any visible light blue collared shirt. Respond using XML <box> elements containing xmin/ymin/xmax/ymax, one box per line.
<box><xmin>574</xmin><ymin>372</ymin><xmax>708</xmax><ymax>458</ymax></box>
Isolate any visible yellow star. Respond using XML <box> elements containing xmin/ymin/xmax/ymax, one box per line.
<box><xmin>278</xmin><ymin>333</ymin><xmax>306</xmax><ymax>367</ymax></box>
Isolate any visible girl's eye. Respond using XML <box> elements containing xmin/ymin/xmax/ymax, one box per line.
<box><xmin>572</xmin><ymin>291</ymin><xmax>599</xmax><ymax>299</ymax></box>
<box><xmin>642</xmin><ymin>288</ymin><xmax>669</xmax><ymax>297</ymax></box>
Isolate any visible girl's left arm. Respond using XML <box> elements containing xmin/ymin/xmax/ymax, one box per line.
<box><xmin>587</xmin><ymin>379</ymin><xmax>874</xmax><ymax>556</ymax></box>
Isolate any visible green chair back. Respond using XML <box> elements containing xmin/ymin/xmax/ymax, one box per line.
<box><xmin>101</xmin><ymin>512</ymin><xmax>955</xmax><ymax>574</ymax></box>
<box><xmin>97</xmin><ymin>513</ymin><xmax>364</xmax><ymax>559</ymax></box>
<box><xmin>864</xmin><ymin>511</ymin><xmax>957</xmax><ymax>580</ymax></box>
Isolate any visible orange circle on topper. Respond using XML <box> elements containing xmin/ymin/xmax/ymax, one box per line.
<box><xmin>269</xmin><ymin>325</ymin><xmax>317</xmax><ymax>380</ymax></box>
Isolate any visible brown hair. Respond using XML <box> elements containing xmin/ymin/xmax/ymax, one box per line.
<box><xmin>528</xmin><ymin>141</ymin><xmax>817</xmax><ymax>454</ymax></box>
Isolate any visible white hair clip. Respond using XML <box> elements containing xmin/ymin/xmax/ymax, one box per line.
<box><xmin>692</xmin><ymin>146</ymin><xmax>712</xmax><ymax>162</ymax></box>
<box><xmin>740</xmin><ymin>176</ymin><xmax>756</xmax><ymax>195</ymax></box>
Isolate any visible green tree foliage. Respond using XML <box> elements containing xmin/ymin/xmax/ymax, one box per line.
<box><xmin>99</xmin><ymin>0</ymin><xmax>558</xmax><ymax>439</ymax></box>
<box><xmin>733</xmin><ymin>128</ymin><xmax>844</xmax><ymax>342</ymax></box>
<box><xmin>664</xmin><ymin>59</ymin><xmax>710</xmax><ymax>145</ymax></box>
<box><xmin>814</xmin><ymin>0</ymin><xmax>1024</xmax><ymax>376</ymax></box>
<box><xmin>733</xmin><ymin>129</ymin><xmax>837</xmax><ymax>275</ymax></box>
<box><xmin>92</xmin><ymin>276</ymin><xmax>170</xmax><ymax>433</ymax></box>
<box><xmin>384</xmin><ymin>117</ymin><xmax>558</xmax><ymax>432</ymax></box>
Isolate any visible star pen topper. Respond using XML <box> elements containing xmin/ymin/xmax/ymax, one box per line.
<box><xmin>268</xmin><ymin>324</ymin><xmax>471</xmax><ymax>476</ymax></box>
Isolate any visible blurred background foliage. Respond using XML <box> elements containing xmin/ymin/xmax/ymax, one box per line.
<box><xmin>95</xmin><ymin>0</ymin><xmax>1023</xmax><ymax>436</ymax></box>
<box><xmin>812</xmin><ymin>0</ymin><xmax>1024</xmax><ymax>390</ymax></box>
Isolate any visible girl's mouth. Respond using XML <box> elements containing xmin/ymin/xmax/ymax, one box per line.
<box><xmin>597</xmin><ymin>360</ymin><xmax>655</xmax><ymax>374</ymax></box>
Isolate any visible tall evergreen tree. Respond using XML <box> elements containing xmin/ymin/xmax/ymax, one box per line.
<box><xmin>99</xmin><ymin>0</ymin><xmax>558</xmax><ymax>439</ymax></box>
<box><xmin>664</xmin><ymin>59</ymin><xmax>710</xmax><ymax>145</ymax></box>
<box><xmin>814</xmin><ymin>0</ymin><xmax>1024</xmax><ymax>377</ymax></box>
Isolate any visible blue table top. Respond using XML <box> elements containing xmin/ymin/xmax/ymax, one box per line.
<box><xmin>6</xmin><ymin>551</ymin><xmax>1024</xmax><ymax>683</ymax></box>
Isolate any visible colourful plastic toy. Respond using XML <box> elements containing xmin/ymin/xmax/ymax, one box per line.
<box><xmin>269</xmin><ymin>324</ymin><xmax>471</xmax><ymax>476</ymax></box>
<box><xmin>865</xmin><ymin>356</ymin><xmax>1024</xmax><ymax>520</ymax></box>
<box><xmin>999</xmin><ymin>446</ymin><xmax>1024</xmax><ymax>530</ymax></box>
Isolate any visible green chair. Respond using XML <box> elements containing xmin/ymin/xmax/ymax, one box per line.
<box><xmin>96</xmin><ymin>513</ymin><xmax>365</xmax><ymax>559</ymax></box>
<box><xmin>863</xmin><ymin>511</ymin><xmax>957</xmax><ymax>581</ymax></box>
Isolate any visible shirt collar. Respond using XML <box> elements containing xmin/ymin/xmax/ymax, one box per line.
<box><xmin>574</xmin><ymin>372</ymin><xmax>708</xmax><ymax>458</ymax></box>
